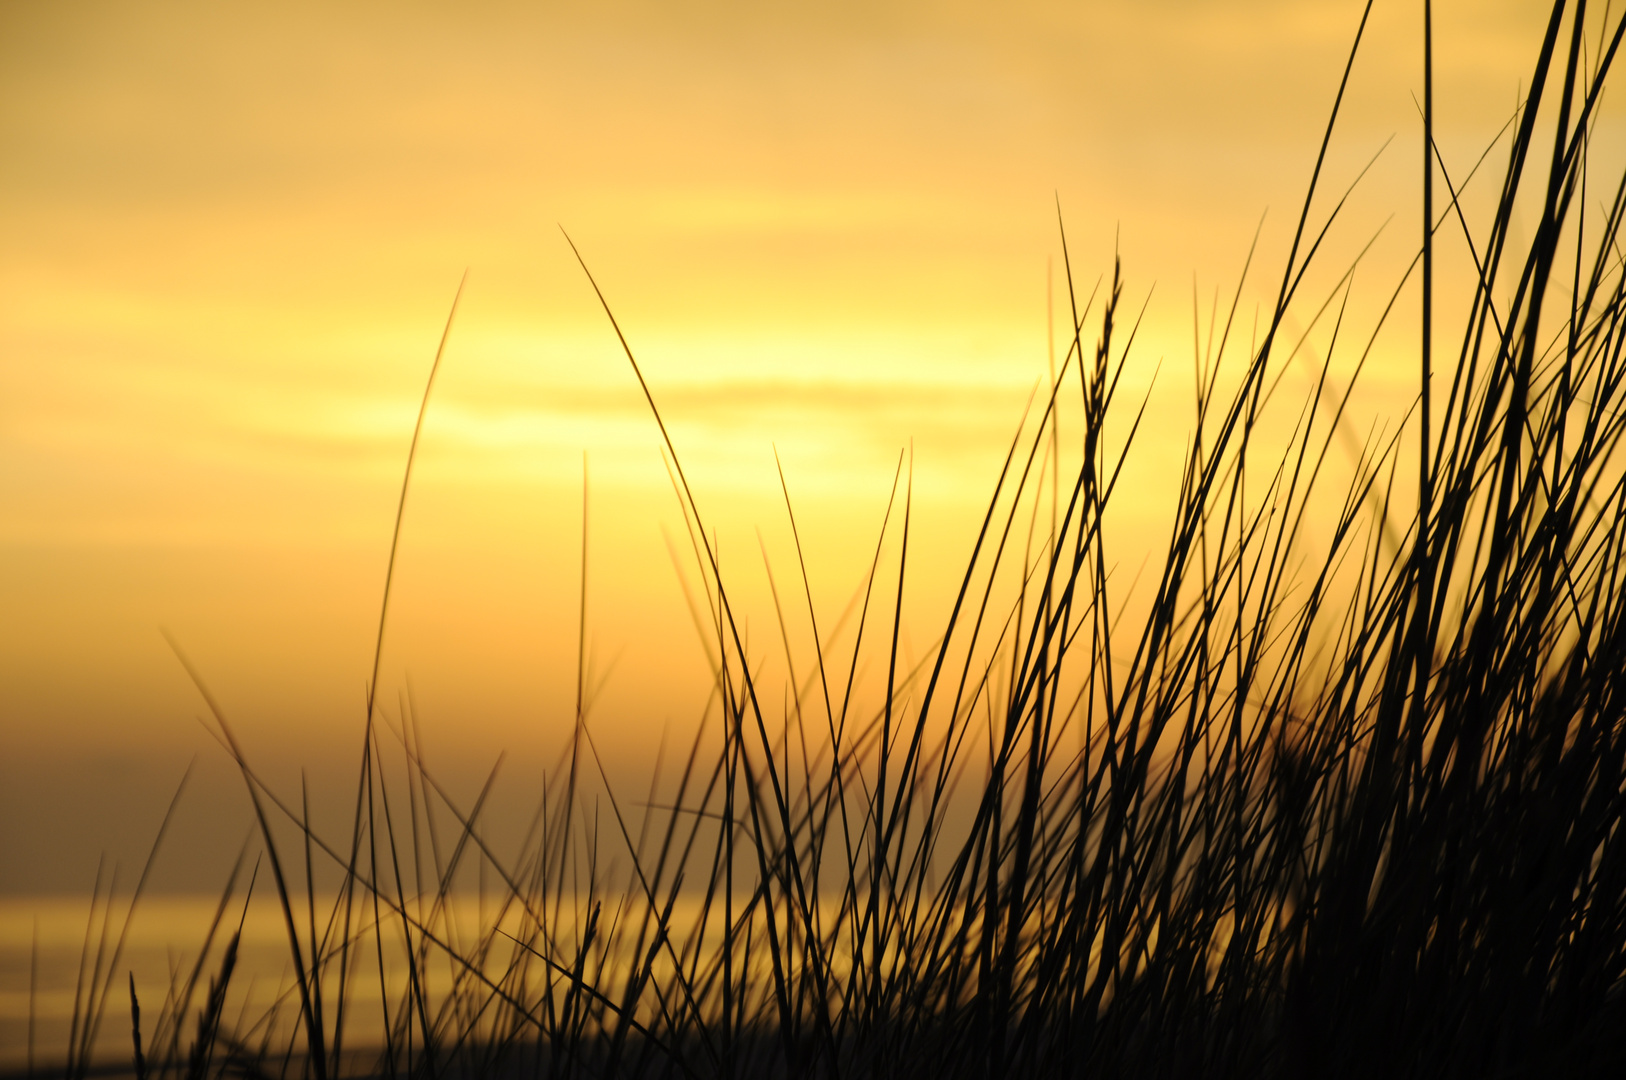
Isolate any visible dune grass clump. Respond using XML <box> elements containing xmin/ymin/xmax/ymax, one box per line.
<box><xmin>38</xmin><ymin>1</ymin><xmax>1626</xmax><ymax>1077</ymax></box>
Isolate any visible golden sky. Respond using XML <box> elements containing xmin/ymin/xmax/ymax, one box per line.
<box><xmin>0</xmin><ymin>0</ymin><xmax>1569</xmax><ymax>891</ymax></box>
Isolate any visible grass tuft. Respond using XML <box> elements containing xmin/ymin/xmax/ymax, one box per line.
<box><xmin>25</xmin><ymin>1</ymin><xmax>1626</xmax><ymax>1076</ymax></box>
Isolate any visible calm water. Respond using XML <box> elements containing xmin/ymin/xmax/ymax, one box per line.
<box><xmin>0</xmin><ymin>891</ymin><xmax>540</xmax><ymax>1072</ymax></box>
<box><xmin>1</xmin><ymin>889</ymin><xmax>739</xmax><ymax>1072</ymax></box>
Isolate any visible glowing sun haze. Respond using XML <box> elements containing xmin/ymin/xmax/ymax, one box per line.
<box><xmin>0</xmin><ymin>0</ymin><xmax>1557</xmax><ymax>891</ymax></box>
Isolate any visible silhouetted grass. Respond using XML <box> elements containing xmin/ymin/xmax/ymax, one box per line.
<box><xmin>26</xmin><ymin>0</ymin><xmax>1626</xmax><ymax>1076</ymax></box>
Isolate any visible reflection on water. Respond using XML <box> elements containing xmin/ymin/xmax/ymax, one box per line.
<box><xmin>2</xmin><ymin>892</ymin><xmax>488</xmax><ymax>1071</ymax></box>
<box><xmin>0</xmin><ymin>887</ymin><xmax>778</xmax><ymax>1073</ymax></box>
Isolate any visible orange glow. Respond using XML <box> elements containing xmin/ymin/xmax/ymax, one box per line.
<box><xmin>0</xmin><ymin>0</ymin><xmax>1579</xmax><ymax>916</ymax></box>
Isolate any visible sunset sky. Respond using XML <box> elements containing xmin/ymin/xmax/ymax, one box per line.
<box><xmin>0</xmin><ymin>0</ymin><xmax>1570</xmax><ymax>894</ymax></box>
